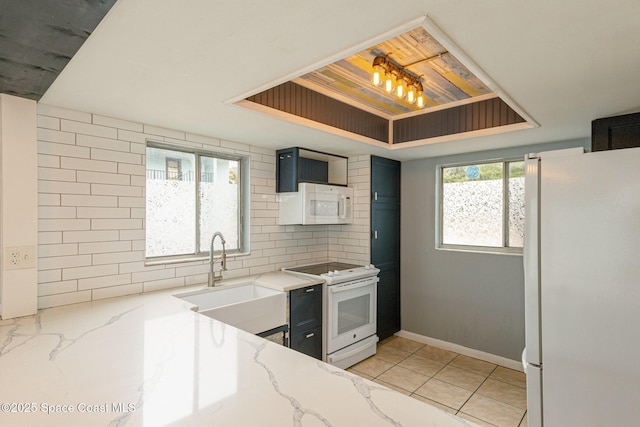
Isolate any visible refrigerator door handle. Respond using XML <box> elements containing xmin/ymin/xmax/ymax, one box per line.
<box><xmin>524</xmin><ymin>157</ymin><xmax>542</xmax><ymax>366</ymax></box>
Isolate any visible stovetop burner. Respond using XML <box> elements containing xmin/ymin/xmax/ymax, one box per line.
<box><xmin>285</xmin><ymin>262</ymin><xmax>360</xmax><ymax>276</ymax></box>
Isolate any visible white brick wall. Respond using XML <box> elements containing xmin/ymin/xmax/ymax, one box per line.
<box><xmin>36</xmin><ymin>105</ymin><xmax>371</xmax><ymax>309</ymax></box>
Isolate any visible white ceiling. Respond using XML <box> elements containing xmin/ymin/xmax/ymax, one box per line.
<box><xmin>40</xmin><ymin>0</ymin><xmax>640</xmax><ymax>161</ymax></box>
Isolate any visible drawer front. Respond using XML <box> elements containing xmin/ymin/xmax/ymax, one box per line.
<box><xmin>290</xmin><ymin>284</ymin><xmax>322</xmax><ymax>332</ymax></box>
<box><xmin>290</xmin><ymin>326</ymin><xmax>322</xmax><ymax>360</ymax></box>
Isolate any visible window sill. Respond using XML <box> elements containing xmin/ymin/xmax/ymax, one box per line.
<box><xmin>436</xmin><ymin>245</ymin><xmax>522</xmax><ymax>256</ymax></box>
<box><xmin>145</xmin><ymin>251</ymin><xmax>251</xmax><ymax>266</ymax></box>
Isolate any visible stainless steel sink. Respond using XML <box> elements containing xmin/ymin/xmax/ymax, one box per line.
<box><xmin>175</xmin><ymin>283</ymin><xmax>286</xmax><ymax>335</ymax></box>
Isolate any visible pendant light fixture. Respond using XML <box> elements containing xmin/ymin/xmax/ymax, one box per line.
<box><xmin>370</xmin><ymin>55</ymin><xmax>426</xmax><ymax>109</ymax></box>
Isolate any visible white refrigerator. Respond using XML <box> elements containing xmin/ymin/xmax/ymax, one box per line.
<box><xmin>523</xmin><ymin>147</ymin><xmax>640</xmax><ymax>427</ymax></box>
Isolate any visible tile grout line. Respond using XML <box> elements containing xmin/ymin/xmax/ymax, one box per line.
<box><xmin>355</xmin><ymin>338</ymin><xmax>528</xmax><ymax>427</ymax></box>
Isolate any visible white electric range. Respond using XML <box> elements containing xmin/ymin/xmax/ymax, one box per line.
<box><xmin>283</xmin><ymin>262</ymin><xmax>380</xmax><ymax>369</ymax></box>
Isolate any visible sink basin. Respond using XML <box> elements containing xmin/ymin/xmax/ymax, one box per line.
<box><xmin>175</xmin><ymin>283</ymin><xmax>286</xmax><ymax>335</ymax></box>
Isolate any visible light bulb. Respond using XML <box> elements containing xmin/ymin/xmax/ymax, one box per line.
<box><xmin>396</xmin><ymin>79</ymin><xmax>407</xmax><ymax>99</ymax></box>
<box><xmin>371</xmin><ymin>65</ymin><xmax>384</xmax><ymax>87</ymax></box>
<box><xmin>384</xmin><ymin>72</ymin><xmax>395</xmax><ymax>93</ymax></box>
<box><xmin>416</xmin><ymin>91</ymin><xmax>425</xmax><ymax>108</ymax></box>
<box><xmin>406</xmin><ymin>85</ymin><xmax>417</xmax><ymax>104</ymax></box>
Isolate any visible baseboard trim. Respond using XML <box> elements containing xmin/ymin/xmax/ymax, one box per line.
<box><xmin>395</xmin><ymin>330</ymin><xmax>524</xmax><ymax>372</ymax></box>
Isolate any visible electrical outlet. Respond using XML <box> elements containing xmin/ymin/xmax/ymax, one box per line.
<box><xmin>4</xmin><ymin>246</ymin><xmax>36</xmax><ymax>270</ymax></box>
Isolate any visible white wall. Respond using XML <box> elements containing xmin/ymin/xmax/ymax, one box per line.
<box><xmin>36</xmin><ymin>104</ymin><xmax>370</xmax><ymax>309</ymax></box>
<box><xmin>0</xmin><ymin>95</ymin><xmax>38</xmax><ymax>319</ymax></box>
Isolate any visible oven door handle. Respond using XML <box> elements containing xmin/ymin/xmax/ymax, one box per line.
<box><xmin>329</xmin><ymin>277</ymin><xmax>379</xmax><ymax>293</ymax></box>
<box><xmin>327</xmin><ymin>336</ymin><xmax>378</xmax><ymax>364</ymax></box>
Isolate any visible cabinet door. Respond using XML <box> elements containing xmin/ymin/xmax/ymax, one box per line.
<box><xmin>290</xmin><ymin>284</ymin><xmax>323</xmax><ymax>332</ymax></box>
<box><xmin>371</xmin><ymin>156</ymin><xmax>401</xmax><ymax>341</ymax></box>
<box><xmin>276</xmin><ymin>148</ymin><xmax>299</xmax><ymax>192</ymax></box>
<box><xmin>592</xmin><ymin>112</ymin><xmax>640</xmax><ymax>151</ymax></box>
<box><xmin>290</xmin><ymin>326</ymin><xmax>322</xmax><ymax>360</ymax></box>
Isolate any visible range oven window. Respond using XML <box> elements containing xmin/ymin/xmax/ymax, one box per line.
<box><xmin>337</xmin><ymin>295</ymin><xmax>370</xmax><ymax>335</ymax></box>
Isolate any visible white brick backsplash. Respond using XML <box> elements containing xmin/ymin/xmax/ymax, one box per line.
<box><xmin>39</xmin><ymin>206</ymin><xmax>76</xmax><ymax>219</ymax></box>
<box><xmin>144</xmin><ymin>125</ymin><xmax>185</xmax><ymax>140</ymax></box>
<box><xmin>38</xmin><ymin>104</ymin><xmax>91</xmax><ymax>122</ymax></box>
<box><xmin>61</xmin><ymin>157</ymin><xmax>117</xmax><ymax>173</ymax></box>
<box><xmin>119</xmin><ymin>261</ymin><xmax>164</xmax><ymax>274</ymax></box>
<box><xmin>93</xmin><ymin>250</ymin><xmax>143</xmax><ymax>265</ymax></box>
<box><xmin>63</xmin><ymin>230</ymin><xmax>120</xmax><ymax>243</ymax></box>
<box><xmin>78</xmin><ymin>241</ymin><xmax>132</xmax><ymax>254</ymax></box>
<box><xmin>62</xmin><ymin>194</ymin><xmax>118</xmax><ymax>207</ymax></box>
<box><xmin>143</xmin><ymin>277</ymin><xmax>185</xmax><ymax>292</ymax></box>
<box><xmin>119</xmin><ymin>229</ymin><xmax>145</xmax><ymax>240</ymax></box>
<box><xmin>221</xmin><ymin>140</ymin><xmax>250</xmax><ymax>152</ymax></box>
<box><xmin>174</xmin><ymin>264</ymin><xmax>209</xmax><ymax>277</ymax></box>
<box><xmin>39</xmin><ymin>180</ymin><xmax>90</xmax><ymax>195</ymax></box>
<box><xmin>77</xmin><ymin>170</ymin><xmax>130</xmax><ymax>185</ymax></box>
<box><xmin>39</xmin><ymin>219</ymin><xmax>90</xmax><ymax>232</ymax></box>
<box><xmin>39</xmin><ymin>243</ymin><xmax>78</xmax><ymax>258</ymax></box>
<box><xmin>92</xmin><ymin>115</ymin><xmax>143</xmax><ymax>132</ymax></box>
<box><xmin>77</xmin><ymin>134</ymin><xmax>131</xmax><ymax>152</ymax></box>
<box><xmin>117</xmin><ymin>163</ymin><xmax>145</xmax><ymax>176</ymax></box>
<box><xmin>92</xmin><ymin>184</ymin><xmax>142</xmax><ymax>197</ymax></box>
<box><xmin>39</xmin><ymin>280</ymin><xmax>78</xmax><ymax>296</ymax></box>
<box><xmin>38</xmin><ymin>291</ymin><xmax>92</xmax><ymax>309</ymax></box>
<box><xmin>39</xmin><ymin>269</ymin><xmax>62</xmax><ymax>283</ymax></box>
<box><xmin>78</xmin><ymin>273</ymin><xmax>132</xmax><ymax>290</ymax></box>
<box><xmin>39</xmin><ymin>232</ymin><xmax>63</xmax><ymax>245</ymax></box>
<box><xmin>91</xmin><ymin>283</ymin><xmax>143</xmax><ymax>301</ymax></box>
<box><xmin>130</xmin><ymin>142</ymin><xmax>145</xmax><ymax>154</ymax></box>
<box><xmin>38</xmin><ymin>167</ymin><xmax>76</xmax><ymax>182</ymax></box>
<box><xmin>39</xmin><ymin>254</ymin><xmax>91</xmax><ymax>270</ymax></box>
<box><xmin>39</xmin><ymin>141</ymin><xmax>89</xmax><ymax>158</ymax></box>
<box><xmin>185</xmin><ymin>133</ymin><xmax>221</xmax><ymax>146</ymax></box>
<box><xmin>38</xmin><ymin>128</ymin><xmax>75</xmax><ymax>144</ymax></box>
<box><xmin>37</xmin><ymin>115</ymin><xmax>60</xmax><ymax>130</ymax></box>
<box><xmin>118</xmin><ymin>196</ymin><xmax>145</xmax><ymax>208</ymax></box>
<box><xmin>77</xmin><ymin>207</ymin><xmax>131</xmax><ymax>219</ymax></box>
<box><xmin>91</xmin><ymin>148</ymin><xmax>142</xmax><ymax>164</ymax></box>
<box><xmin>117</xmin><ymin>129</ymin><xmax>148</xmax><ymax>144</ymax></box>
<box><xmin>63</xmin><ymin>264</ymin><xmax>118</xmax><ymax>280</ymax></box>
<box><xmin>92</xmin><ymin>218</ymin><xmax>142</xmax><ymax>230</ymax></box>
<box><xmin>131</xmin><ymin>240</ymin><xmax>145</xmax><ymax>251</ymax></box>
<box><xmin>61</xmin><ymin>119</ymin><xmax>117</xmax><ymax>139</ymax></box>
<box><xmin>185</xmin><ymin>274</ymin><xmax>207</xmax><ymax>286</ymax></box>
<box><xmin>131</xmin><ymin>268</ymin><xmax>174</xmax><ymax>283</ymax></box>
<box><xmin>39</xmin><ymin>154</ymin><xmax>60</xmax><ymax>168</ymax></box>
<box><xmin>130</xmin><ymin>175</ymin><xmax>145</xmax><ymax>187</ymax></box>
<box><xmin>37</xmin><ymin>108</ymin><xmax>371</xmax><ymax>310</ymax></box>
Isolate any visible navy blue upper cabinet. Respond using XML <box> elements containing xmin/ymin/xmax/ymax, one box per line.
<box><xmin>592</xmin><ymin>112</ymin><xmax>640</xmax><ymax>152</ymax></box>
<box><xmin>276</xmin><ymin>147</ymin><xmax>348</xmax><ymax>192</ymax></box>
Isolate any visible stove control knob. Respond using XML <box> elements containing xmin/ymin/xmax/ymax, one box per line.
<box><xmin>327</xmin><ymin>271</ymin><xmax>334</xmax><ymax>277</ymax></box>
<box><xmin>369</xmin><ymin>264</ymin><xmax>375</xmax><ymax>269</ymax></box>
<box><xmin>333</xmin><ymin>270</ymin><xmax>340</xmax><ymax>275</ymax></box>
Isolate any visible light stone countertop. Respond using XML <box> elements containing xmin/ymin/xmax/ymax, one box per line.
<box><xmin>0</xmin><ymin>272</ymin><xmax>478</xmax><ymax>427</ymax></box>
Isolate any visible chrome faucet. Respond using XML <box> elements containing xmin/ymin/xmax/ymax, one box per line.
<box><xmin>208</xmin><ymin>231</ymin><xmax>227</xmax><ymax>287</ymax></box>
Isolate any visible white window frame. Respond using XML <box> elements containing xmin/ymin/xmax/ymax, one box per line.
<box><xmin>145</xmin><ymin>141</ymin><xmax>249</xmax><ymax>263</ymax></box>
<box><xmin>435</xmin><ymin>157</ymin><xmax>524</xmax><ymax>256</ymax></box>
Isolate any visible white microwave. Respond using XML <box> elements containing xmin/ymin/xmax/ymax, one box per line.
<box><xmin>278</xmin><ymin>183</ymin><xmax>353</xmax><ymax>225</ymax></box>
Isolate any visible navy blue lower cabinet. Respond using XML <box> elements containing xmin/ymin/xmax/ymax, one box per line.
<box><xmin>289</xmin><ymin>284</ymin><xmax>323</xmax><ymax>360</ymax></box>
<box><xmin>289</xmin><ymin>326</ymin><xmax>322</xmax><ymax>360</ymax></box>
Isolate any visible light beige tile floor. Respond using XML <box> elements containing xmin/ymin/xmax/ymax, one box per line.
<box><xmin>347</xmin><ymin>336</ymin><xmax>528</xmax><ymax>427</ymax></box>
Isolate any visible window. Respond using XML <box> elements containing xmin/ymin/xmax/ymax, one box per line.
<box><xmin>437</xmin><ymin>159</ymin><xmax>524</xmax><ymax>253</ymax></box>
<box><xmin>146</xmin><ymin>143</ymin><xmax>245</xmax><ymax>260</ymax></box>
<box><xmin>165</xmin><ymin>158</ymin><xmax>182</xmax><ymax>180</ymax></box>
